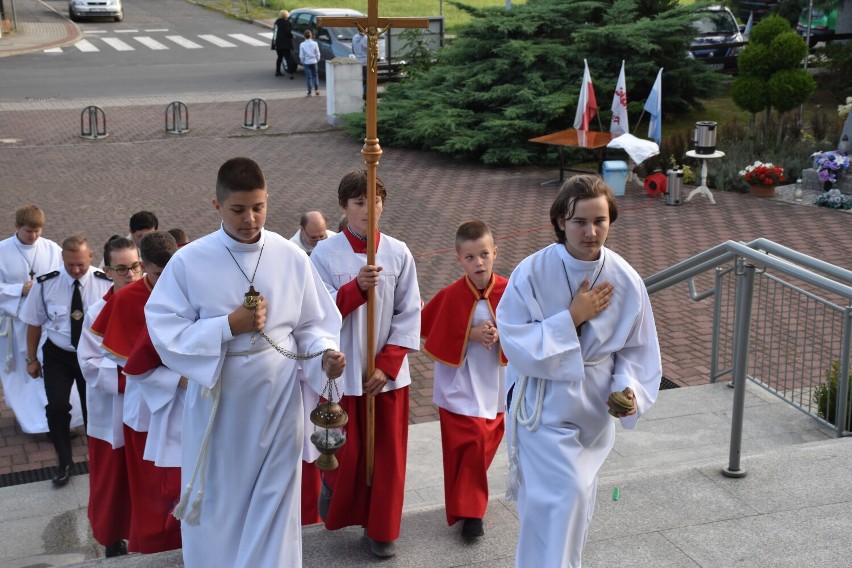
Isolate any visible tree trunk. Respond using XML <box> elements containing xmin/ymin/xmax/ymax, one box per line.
<box><xmin>764</xmin><ymin>107</ymin><xmax>771</xmax><ymax>145</ymax></box>
<box><xmin>776</xmin><ymin>113</ymin><xmax>784</xmax><ymax>147</ymax></box>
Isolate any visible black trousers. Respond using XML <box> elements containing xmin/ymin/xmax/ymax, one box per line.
<box><xmin>42</xmin><ymin>339</ymin><xmax>87</xmax><ymax>468</ymax></box>
<box><xmin>276</xmin><ymin>48</ymin><xmax>295</xmax><ymax>75</ymax></box>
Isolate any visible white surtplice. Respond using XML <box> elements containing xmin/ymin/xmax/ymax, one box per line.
<box><xmin>0</xmin><ymin>235</ymin><xmax>85</xmax><ymax>433</ymax></box>
<box><xmin>78</xmin><ymin>297</ymin><xmax>124</xmax><ymax>447</ymax></box>
<box><xmin>145</xmin><ymin>227</ymin><xmax>341</xmax><ymax>568</ymax></box>
<box><xmin>497</xmin><ymin>243</ymin><xmax>661</xmax><ymax>568</ymax></box>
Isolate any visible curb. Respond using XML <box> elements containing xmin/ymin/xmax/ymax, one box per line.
<box><xmin>0</xmin><ymin>0</ymin><xmax>83</xmax><ymax>58</ymax></box>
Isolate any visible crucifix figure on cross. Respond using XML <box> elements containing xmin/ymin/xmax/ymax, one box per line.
<box><xmin>318</xmin><ymin>2</ymin><xmax>428</xmax><ymax>489</ymax></box>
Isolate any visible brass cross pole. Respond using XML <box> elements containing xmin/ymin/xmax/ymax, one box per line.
<box><xmin>318</xmin><ymin>3</ymin><xmax>427</xmax><ymax>487</ymax></box>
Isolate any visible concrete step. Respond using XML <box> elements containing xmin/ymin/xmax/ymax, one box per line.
<box><xmin>16</xmin><ymin>381</ymin><xmax>845</xmax><ymax>568</ymax></box>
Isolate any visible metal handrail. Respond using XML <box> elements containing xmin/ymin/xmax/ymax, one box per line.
<box><xmin>645</xmin><ymin>239</ymin><xmax>852</xmax><ymax>300</ymax></box>
<box><xmin>644</xmin><ymin>238</ymin><xmax>852</xmax><ymax>477</ymax></box>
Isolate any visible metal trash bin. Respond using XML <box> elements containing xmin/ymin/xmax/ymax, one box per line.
<box><xmin>665</xmin><ymin>169</ymin><xmax>683</xmax><ymax>206</ymax></box>
<box><xmin>602</xmin><ymin>160</ymin><xmax>629</xmax><ymax>197</ymax></box>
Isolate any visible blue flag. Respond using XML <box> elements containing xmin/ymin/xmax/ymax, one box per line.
<box><xmin>644</xmin><ymin>68</ymin><xmax>663</xmax><ymax>144</ymax></box>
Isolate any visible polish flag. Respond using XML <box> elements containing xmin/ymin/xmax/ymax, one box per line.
<box><xmin>610</xmin><ymin>61</ymin><xmax>628</xmax><ymax>137</ymax></box>
<box><xmin>573</xmin><ymin>59</ymin><xmax>598</xmax><ymax>132</ymax></box>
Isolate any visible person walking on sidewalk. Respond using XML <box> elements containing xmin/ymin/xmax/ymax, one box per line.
<box><xmin>271</xmin><ymin>10</ymin><xmax>295</xmax><ymax>79</ymax></box>
<box><xmin>299</xmin><ymin>29</ymin><xmax>321</xmax><ymax>96</ymax></box>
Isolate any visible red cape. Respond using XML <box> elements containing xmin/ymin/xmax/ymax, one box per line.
<box><xmin>123</xmin><ymin>325</ymin><xmax>162</xmax><ymax>376</ymax></box>
<box><xmin>91</xmin><ymin>277</ymin><xmax>152</xmax><ymax>361</ymax></box>
<box><xmin>421</xmin><ymin>273</ymin><xmax>508</xmax><ymax>368</ymax></box>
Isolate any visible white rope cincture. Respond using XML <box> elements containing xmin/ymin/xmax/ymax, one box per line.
<box><xmin>0</xmin><ymin>316</ymin><xmax>14</xmax><ymax>374</ymax></box>
<box><xmin>173</xmin><ymin>379</ymin><xmax>222</xmax><ymax>525</ymax></box>
<box><xmin>505</xmin><ymin>375</ymin><xmax>545</xmax><ymax>501</ymax></box>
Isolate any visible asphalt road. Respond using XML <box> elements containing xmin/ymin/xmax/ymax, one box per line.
<box><xmin>0</xmin><ymin>0</ymin><xmax>306</xmax><ymax>100</ymax></box>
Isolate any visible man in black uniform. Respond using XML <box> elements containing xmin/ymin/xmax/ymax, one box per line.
<box><xmin>21</xmin><ymin>234</ymin><xmax>112</xmax><ymax>486</ymax></box>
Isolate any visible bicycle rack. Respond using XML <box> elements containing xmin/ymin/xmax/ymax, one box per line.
<box><xmin>243</xmin><ymin>98</ymin><xmax>269</xmax><ymax>131</ymax></box>
<box><xmin>80</xmin><ymin>106</ymin><xmax>108</xmax><ymax>140</ymax></box>
<box><xmin>165</xmin><ymin>101</ymin><xmax>190</xmax><ymax>135</ymax></box>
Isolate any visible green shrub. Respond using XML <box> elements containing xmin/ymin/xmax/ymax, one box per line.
<box><xmin>748</xmin><ymin>14</ymin><xmax>792</xmax><ymax>46</ymax></box>
<box><xmin>768</xmin><ymin>70</ymin><xmax>816</xmax><ymax>114</ymax></box>
<box><xmin>813</xmin><ymin>360</ymin><xmax>852</xmax><ymax>431</ymax></box>
<box><xmin>768</xmin><ymin>32</ymin><xmax>809</xmax><ymax>72</ymax></box>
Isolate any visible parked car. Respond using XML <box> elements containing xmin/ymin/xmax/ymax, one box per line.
<box><xmin>68</xmin><ymin>0</ymin><xmax>123</xmax><ymax>22</ymax></box>
<box><xmin>288</xmin><ymin>8</ymin><xmax>386</xmax><ymax>77</ymax></box>
<box><xmin>796</xmin><ymin>7</ymin><xmax>837</xmax><ymax>46</ymax></box>
<box><xmin>689</xmin><ymin>6</ymin><xmax>746</xmax><ymax>72</ymax></box>
<box><xmin>735</xmin><ymin>0</ymin><xmax>778</xmax><ymax>23</ymax></box>
<box><xmin>287</xmin><ymin>8</ymin><xmax>445</xmax><ymax>78</ymax></box>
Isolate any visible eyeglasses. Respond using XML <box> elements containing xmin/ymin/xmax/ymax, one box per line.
<box><xmin>106</xmin><ymin>262</ymin><xmax>143</xmax><ymax>276</ymax></box>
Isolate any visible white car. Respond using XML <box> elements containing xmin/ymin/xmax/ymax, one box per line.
<box><xmin>69</xmin><ymin>0</ymin><xmax>124</xmax><ymax>22</ymax></box>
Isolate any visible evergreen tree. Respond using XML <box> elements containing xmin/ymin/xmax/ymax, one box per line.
<box><xmin>345</xmin><ymin>0</ymin><xmax>719</xmax><ymax>165</ymax></box>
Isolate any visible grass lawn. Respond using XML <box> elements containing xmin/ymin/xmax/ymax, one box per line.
<box><xmin>199</xmin><ymin>0</ymin><xmax>526</xmax><ymax>32</ymax></box>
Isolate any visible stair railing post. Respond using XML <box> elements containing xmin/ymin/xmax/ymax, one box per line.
<box><xmin>722</xmin><ymin>258</ymin><xmax>756</xmax><ymax>478</ymax></box>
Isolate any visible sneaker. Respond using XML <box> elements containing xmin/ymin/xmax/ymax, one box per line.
<box><xmin>462</xmin><ymin>518</ymin><xmax>484</xmax><ymax>538</ymax></box>
<box><xmin>104</xmin><ymin>539</ymin><xmax>128</xmax><ymax>557</ymax></box>
<box><xmin>315</xmin><ymin>90</ymin><xmax>320</xmax><ymax>96</ymax></box>
<box><xmin>318</xmin><ymin>480</ymin><xmax>332</xmax><ymax>522</ymax></box>
<box><xmin>369</xmin><ymin>538</ymin><xmax>397</xmax><ymax>557</ymax></box>
<box><xmin>289</xmin><ymin>74</ymin><xmax>294</xmax><ymax>79</ymax></box>
<box><xmin>306</xmin><ymin>92</ymin><xmax>311</xmax><ymax>97</ymax></box>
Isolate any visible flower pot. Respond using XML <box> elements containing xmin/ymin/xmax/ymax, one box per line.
<box><xmin>750</xmin><ymin>184</ymin><xmax>775</xmax><ymax>197</ymax></box>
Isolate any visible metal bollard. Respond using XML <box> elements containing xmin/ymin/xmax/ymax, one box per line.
<box><xmin>165</xmin><ymin>101</ymin><xmax>190</xmax><ymax>134</ymax></box>
<box><xmin>80</xmin><ymin>106</ymin><xmax>108</xmax><ymax>140</ymax></box>
<box><xmin>243</xmin><ymin>98</ymin><xmax>269</xmax><ymax>131</ymax></box>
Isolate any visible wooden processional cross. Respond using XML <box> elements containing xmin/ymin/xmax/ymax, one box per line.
<box><xmin>318</xmin><ymin>3</ymin><xmax>428</xmax><ymax>486</ymax></box>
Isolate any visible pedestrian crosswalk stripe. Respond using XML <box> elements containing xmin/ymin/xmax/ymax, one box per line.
<box><xmin>228</xmin><ymin>33</ymin><xmax>267</xmax><ymax>47</ymax></box>
<box><xmin>115</xmin><ymin>29</ymin><xmax>139</xmax><ymax>33</ymax></box>
<box><xmin>83</xmin><ymin>30</ymin><xmax>107</xmax><ymax>34</ymax></box>
<box><xmin>258</xmin><ymin>32</ymin><xmax>273</xmax><ymax>40</ymax></box>
<box><xmin>145</xmin><ymin>29</ymin><xmax>169</xmax><ymax>32</ymax></box>
<box><xmin>134</xmin><ymin>36</ymin><xmax>169</xmax><ymax>50</ymax></box>
<box><xmin>102</xmin><ymin>37</ymin><xmax>135</xmax><ymax>51</ymax></box>
<box><xmin>74</xmin><ymin>39</ymin><xmax>99</xmax><ymax>52</ymax></box>
<box><xmin>198</xmin><ymin>34</ymin><xmax>237</xmax><ymax>48</ymax></box>
<box><xmin>165</xmin><ymin>35</ymin><xmax>203</xmax><ymax>49</ymax></box>
<box><xmin>44</xmin><ymin>47</ymin><xmax>63</xmax><ymax>53</ymax></box>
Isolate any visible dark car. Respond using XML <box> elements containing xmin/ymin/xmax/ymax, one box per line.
<box><xmin>288</xmin><ymin>8</ymin><xmax>388</xmax><ymax>77</ymax></box>
<box><xmin>689</xmin><ymin>6</ymin><xmax>746</xmax><ymax>72</ymax></box>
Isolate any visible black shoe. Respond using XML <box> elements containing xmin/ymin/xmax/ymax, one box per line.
<box><xmin>52</xmin><ymin>464</ymin><xmax>72</xmax><ymax>486</ymax></box>
<box><xmin>369</xmin><ymin>539</ymin><xmax>397</xmax><ymax>557</ymax></box>
<box><xmin>104</xmin><ymin>539</ymin><xmax>128</xmax><ymax>557</ymax></box>
<box><xmin>275</xmin><ymin>72</ymin><xmax>282</xmax><ymax>76</ymax></box>
<box><xmin>462</xmin><ymin>518</ymin><xmax>484</xmax><ymax>538</ymax></box>
<box><xmin>289</xmin><ymin>74</ymin><xmax>294</xmax><ymax>79</ymax></box>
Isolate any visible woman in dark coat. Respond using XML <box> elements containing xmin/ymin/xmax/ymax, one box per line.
<box><xmin>271</xmin><ymin>10</ymin><xmax>295</xmax><ymax>78</ymax></box>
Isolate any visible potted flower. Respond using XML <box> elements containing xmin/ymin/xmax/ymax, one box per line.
<box><xmin>812</xmin><ymin>150</ymin><xmax>850</xmax><ymax>191</ymax></box>
<box><xmin>739</xmin><ymin>161</ymin><xmax>787</xmax><ymax>197</ymax></box>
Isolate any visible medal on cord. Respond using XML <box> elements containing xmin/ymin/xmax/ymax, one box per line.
<box><xmin>224</xmin><ymin>242</ymin><xmax>331</xmax><ymax>360</ymax></box>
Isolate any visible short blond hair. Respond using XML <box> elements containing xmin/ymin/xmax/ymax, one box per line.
<box><xmin>62</xmin><ymin>234</ymin><xmax>89</xmax><ymax>253</ymax></box>
<box><xmin>15</xmin><ymin>205</ymin><xmax>45</xmax><ymax>229</ymax></box>
<box><xmin>279</xmin><ymin>9</ymin><xmax>289</xmax><ymax>18</ymax></box>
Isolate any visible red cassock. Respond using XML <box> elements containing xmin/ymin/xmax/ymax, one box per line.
<box><xmin>301</xmin><ymin>460</ymin><xmax>323</xmax><ymax>525</ymax></box>
<box><xmin>92</xmin><ymin>277</ymin><xmax>181</xmax><ymax>553</ymax></box>
<box><xmin>421</xmin><ymin>274</ymin><xmax>508</xmax><ymax>525</ymax></box>
<box><xmin>321</xmin><ymin>228</ymin><xmax>411</xmax><ymax>542</ymax></box>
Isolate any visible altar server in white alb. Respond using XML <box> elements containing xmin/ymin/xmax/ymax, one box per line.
<box><xmin>497</xmin><ymin>175</ymin><xmax>662</xmax><ymax>568</ymax></box>
<box><xmin>144</xmin><ymin>157</ymin><xmax>345</xmax><ymax>568</ymax></box>
<box><xmin>0</xmin><ymin>205</ymin><xmax>79</xmax><ymax>434</ymax></box>
<box><xmin>309</xmin><ymin>170</ymin><xmax>421</xmax><ymax>559</ymax></box>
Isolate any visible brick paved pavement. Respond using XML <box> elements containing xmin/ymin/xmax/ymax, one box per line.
<box><xmin>2</xmin><ymin>95</ymin><xmax>850</xmax><ymax>475</ymax></box>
